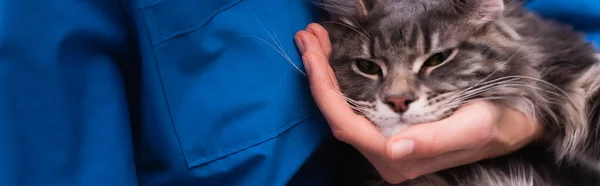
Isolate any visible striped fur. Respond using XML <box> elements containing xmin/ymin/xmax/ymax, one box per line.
<box><xmin>320</xmin><ymin>0</ymin><xmax>600</xmax><ymax>185</ymax></box>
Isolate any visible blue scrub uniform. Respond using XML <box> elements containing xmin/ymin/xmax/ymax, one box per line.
<box><xmin>0</xmin><ymin>0</ymin><xmax>598</xmax><ymax>186</ymax></box>
<box><xmin>0</xmin><ymin>0</ymin><xmax>330</xmax><ymax>186</ymax></box>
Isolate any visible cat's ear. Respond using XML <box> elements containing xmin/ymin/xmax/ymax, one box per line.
<box><xmin>317</xmin><ymin>0</ymin><xmax>375</xmax><ymax>19</ymax></box>
<box><xmin>457</xmin><ymin>0</ymin><xmax>505</xmax><ymax>24</ymax></box>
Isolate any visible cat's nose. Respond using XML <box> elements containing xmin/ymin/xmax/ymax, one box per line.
<box><xmin>385</xmin><ymin>96</ymin><xmax>415</xmax><ymax>113</ymax></box>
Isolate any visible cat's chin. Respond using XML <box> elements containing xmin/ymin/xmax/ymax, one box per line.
<box><xmin>378</xmin><ymin>109</ymin><xmax>456</xmax><ymax>137</ymax></box>
<box><xmin>380</xmin><ymin>124</ymin><xmax>409</xmax><ymax>137</ymax></box>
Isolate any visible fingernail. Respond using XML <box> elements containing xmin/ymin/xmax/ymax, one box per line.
<box><xmin>294</xmin><ymin>36</ymin><xmax>305</xmax><ymax>54</ymax></box>
<box><xmin>391</xmin><ymin>140</ymin><xmax>414</xmax><ymax>159</ymax></box>
<box><xmin>302</xmin><ymin>56</ymin><xmax>311</xmax><ymax>74</ymax></box>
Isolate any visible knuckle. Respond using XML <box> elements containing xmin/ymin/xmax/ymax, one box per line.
<box><xmin>403</xmin><ymin>171</ymin><xmax>421</xmax><ymax>180</ymax></box>
<box><xmin>332</xmin><ymin>129</ymin><xmax>349</xmax><ymax>143</ymax></box>
<box><xmin>425</xmin><ymin>142</ymin><xmax>440</xmax><ymax>156</ymax></box>
<box><xmin>474</xmin><ymin>121</ymin><xmax>496</xmax><ymax>147</ymax></box>
<box><xmin>425</xmin><ymin>131</ymin><xmax>442</xmax><ymax>155</ymax></box>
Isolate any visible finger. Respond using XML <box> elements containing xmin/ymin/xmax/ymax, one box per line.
<box><xmin>393</xmin><ymin>148</ymin><xmax>485</xmax><ymax>180</ymax></box>
<box><xmin>386</xmin><ymin>101</ymin><xmax>502</xmax><ymax>159</ymax></box>
<box><xmin>306</xmin><ymin>23</ymin><xmax>332</xmax><ymax>58</ymax></box>
<box><xmin>305</xmin><ymin>23</ymin><xmax>338</xmax><ymax>89</ymax></box>
<box><xmin>301</xmin><ymin>52</ymin><xmax>387</xmax><ymax>156</ymax></box>
<box><xmin>296</xmin><ymin>29</ymin><xmax>340</xmax><ymax>88</ymax></box>
<box><xmin>295</xmin><ymin>30</ymin><xmax>327</xmax><ymax>59</ymax></box>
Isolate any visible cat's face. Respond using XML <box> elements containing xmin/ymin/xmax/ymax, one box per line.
<box><xmin>323</xmin><ymin>0</ymin><xmax>536</xmax><ymax>135</ymax></box>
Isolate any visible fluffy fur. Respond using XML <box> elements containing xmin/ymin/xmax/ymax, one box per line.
<box><xmin>317</xmin><ymin>0</ymin><xmax>600</xmax><ymax>185</ymax></box>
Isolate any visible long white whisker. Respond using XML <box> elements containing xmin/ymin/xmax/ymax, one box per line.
<box><xmin>456</xmin><ymin>81</ymin><xmax>566</xmax><ymax>103</ymax></box>
<box><xmin>237</xmin><ymin>35</ymin><xmax>308</xmax><ymax>78</ymax></box>
<box><xmin>242</xmin><ymin>7</ymin><xmax>377</xmax><ymax>116</ymax></box>
<box><xmin>351</xmin><ymin>17</ymin><xmax>370</xmax><ymax>38</ymax></box>
<box><xmin>239</xmin><ymin>34</ymin><xmax>373</xmax><ymax>112</ymax></box>
<box><xmin>455</xmin><ymin>46</ymin><xmax>526</xmax><ymax>96</ymax></box>
<box><xmin>451</xmin><ymin>77</ymin><xmax>521</xmax><ymax>100</ymax></box>
<box><xmin>319</xmin><ymin>21</ymin><xmax>370</xmax><ymax>41</ymax></box>
<box><xmin>502</xmin><ymin>75</ymin><xmax>572</xmax><ymax>97</ymax></box>
<box><xmin>587</xmin><ymin>84</ymin><xmax>600</xmax><ymax>98</ymax></box>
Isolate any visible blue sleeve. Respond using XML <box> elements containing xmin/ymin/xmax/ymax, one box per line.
<box><xmin>525</xmin><ymin>0</ymin><xmax>600</xmax><ymax>47</ymax></box>
<box><xmin>124</xmin><ymin>0</ymin><xmax>332</xmax><ymax>185</ymax></box>
<box><xmin>0</xmin><ymin>0</ymin><xmax>138</xmax><ymax>186</ymax></box>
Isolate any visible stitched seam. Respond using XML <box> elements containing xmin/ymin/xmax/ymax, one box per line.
<box><xmin>188</xmin><ymin>112</ymin><xmax>320</xmax><ymax>167</ymax></box>
<box><xmin>139</xmin><ymin>0</ymin><xmax>318</xmax><ymax>167</ymax></box>
<box><xmin>140</xmin><ymin>10</ymin><xmax>190</xmax><ymax>166</ymax></box>
<box><xmin>152</xmin><ymin>0</ymin><xmax>246</xmax><ymax>47</ymax></box>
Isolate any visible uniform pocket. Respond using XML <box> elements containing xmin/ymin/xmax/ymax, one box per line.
<box><xmin>140</xmin><ymin>0</ymin><xmax>320</xmax><ymax>168</ymax></box>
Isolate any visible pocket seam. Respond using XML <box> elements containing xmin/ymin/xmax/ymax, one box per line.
<box><xmin>150</xmin><ymin>0</ymin><xmax>246</xmax><ymax>47</ymax></box>
<box><xmin>186</xmin><ymin>113</ymin><xmax>319</xmax><ymax>167</ymax></box>
<box><xmin>139</xmin><ymin>4</ymin><xmax>191</xmax><ymax>166</ymax></box>
<box><xmin>140</xmin><ymin>0</ymin><xmax>316</xmax><ymax>167</ymax></box>
<box><xmin>140</xmin><ymin>0</ymin><xmax>244</xmax><ymax>167</ymax></box>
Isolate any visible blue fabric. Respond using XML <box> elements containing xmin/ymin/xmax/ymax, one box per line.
<box><xmin>0</xmin><ymin>0</ymin><xmax>597</xmax><ymax>186</ymax></box>
<box><xmin>526</xmin><ymin>0</ymin><xmax>600</xmax><ymax>47</ymax></box>
<box><xmin>0</xmin><ymin>0</ymin><xmax>330</xmax><ymax>186</ymax></box>
<box><xmin>0</xmin><ymin>1</ymin><xmax>138</xmax><ymax>185</ymax></box>
<box><xmin>126</xmin><ymin>0</ymin><xmax>331</xmax><ymax>185</ymax></box>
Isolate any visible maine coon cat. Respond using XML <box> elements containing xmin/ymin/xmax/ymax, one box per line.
<box><xmin>317</xmin><ymin>0</ymin><xmax>600</xmax><ymax>185</ymax></box>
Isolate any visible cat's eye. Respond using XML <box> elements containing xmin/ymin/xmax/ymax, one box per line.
<box><xmin>355</xmin><ymin>59</ymin><xmax>382</xmax><ymax>75</ymax></box>
<box><xmin>423</xmin><ymin>49</ymin><xmax>453</xmax><ymax>68</ymax></box>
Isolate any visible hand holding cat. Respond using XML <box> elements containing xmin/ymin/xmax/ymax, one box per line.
<box><xmin>295</xmin><ymin>23</ymin><xmax>543</xmax><ymax>184</ymax></box>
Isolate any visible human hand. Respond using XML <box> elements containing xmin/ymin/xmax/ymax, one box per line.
<box><xmin>294</xmin><ymin>23</ymin><xmax>544</xmax><ymax>184</ymax></box>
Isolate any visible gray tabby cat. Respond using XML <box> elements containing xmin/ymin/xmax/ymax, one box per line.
<box><xmin>317</xmin><ymin>0</ymin><xmax>600</xmax><ymax>185</ymax></box>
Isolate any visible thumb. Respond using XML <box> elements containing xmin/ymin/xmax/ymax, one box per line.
<box><xmin>385</xmin><ymin>101</ymin><xmax>501</xmax><ymax>159</ymax></box>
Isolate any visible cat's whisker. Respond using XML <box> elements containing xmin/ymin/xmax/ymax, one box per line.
<box><xmin>350</xmin><ymin>17</ymin><xmax>371</xmax><ymax>38</ymax></box>
<box><xmin>240</xmin><ymin>7</ymin><xmax>314</xmax><ymax>80</ymax></box>
<box><xmin>241</xmin><ymin>8</ymin><xmax>380</xmax><ymax>118</ymax></box>
<box><xmin>452</xmin><ymin>81</ymin><xmax>565</xmax><ymax>108</ymax></box>
<box><xmin>453</xmin><ymin>75</ymin><xmax>521</xmax><ymax>99</ymax></box>
<box><xmin>456</xmin><ymin>45</ymin><xmax>526</xmax><ymax>96</ymax></box>
<box><xmin>502</xmin><ymin>75</ymin><xmax>574</xmax><ymax>99</ymax></box>
<box><xmin>500</xmin><ymin>75</ymin><xmax>583</xmax><ymax>119</ymax></box>
<box><xmin>499</xmin><ymin>83</ymin><xmax>567</xmax><ymax>101</ymax></box>
<box><xmin>319</xmin><ymin>21</ymin><xmax>371</xmax><ymax>41</ymax></box>
<box><xmin>455</xmin><ymin>78</ymin><xmax>520</xmax><ymax>98</ymax></box>
<box><xmin>443</xmin><ymin>96</ymin><xmax>538</xmax><ymax>121</ymax></box>
<box><xmin>270</xmin><ymin>32</ymin><xmax>295</xmax><ymax>66</ymax></box>
<box><xmin>452</xmin><ymin>74</ymin><xmax>572</xmax><ymax>105</ymax></box>
<box><xmin>444</xmin><ymin>80</ymin><xmax>564</xmax><ymax>125</ymax></box>
<box><xmin>245</xmin><ymin>7</ymin><xmax>294</xmax><ymax>60</ymax></box>
<box><xmin>586</xmin><ymin>84</ymin><xmax>600</xmax><ymax>98</ymax></box>
<box><xmin>346</xmin><ymin>103</ymin><xmax>371</xmax><ymax>115</ymax></box>
<box><xmin>311</xmin><ymin>1</ymin><xmax>352</xmax><ymax>15</ymax></box>
<box><xmin>242</xmin><ymin>10</ymin><xmax>375</xmax><ymax>112</ymax></box>
<box><xmin>456</xmin><ymin>80</ymin><xmax>564</xmax><ymax>102</ymax></box>
<box><xmin>238</xmin><ymin>35</ymin><xmax>309</xmax><ymax>78</ymax></box>
<box><xmin>445</xmin><ymin>96</ymin><xmax>516</xmax><ymax>107</ymax></box>
<box><xmin>452</xmin><ymin>77</ymin><xmax>521</xmax><ymax>100</ymax></box>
